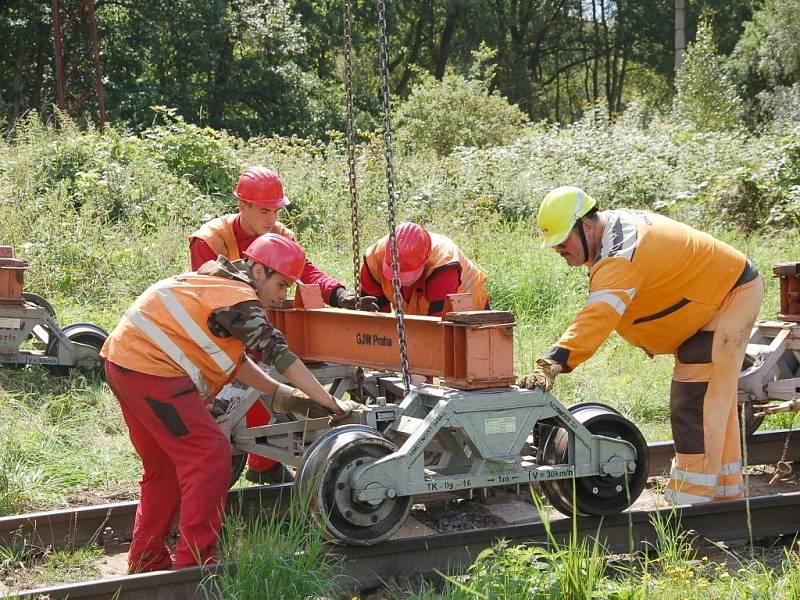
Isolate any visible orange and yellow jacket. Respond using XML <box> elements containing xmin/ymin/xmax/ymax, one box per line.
<box><xmin>101</xmin><ymin>273</ymin><xmax>257</xmax><ymax>400</ymax></box>
<box><xmin>362</xmin><ymin>233</ymin><xmax>489</xmax><ymax>316</ymax></box>
<box><xmin>188</xmin><ymin>213</ymin><xmax>295</xmax><ymax>262</ymax></box>
<box><xmin>546</xmin><ymin>209</ymin><xmax>747</xmax><ymax>372</ymax></box>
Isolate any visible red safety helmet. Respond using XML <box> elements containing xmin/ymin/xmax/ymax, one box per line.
<box><xmin>382</xmin><ymin>221</ymin><xmax>432</xmax><ymax>285</ymax></box>
<box><xmin>243</xmin><ymin>233</ymin><xmax>306</xmax><ymax>282</ymax></box>
<box><xmin>234</xmin><ymin>166</ymin><xmax>290</xmax><ymax>208</ymax></box>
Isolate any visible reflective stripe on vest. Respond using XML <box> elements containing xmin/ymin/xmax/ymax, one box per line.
<box><xmin>150</xmin><ymin>281</ymin><xmax>237</xmax><ymax>375</ymax></box>
<box><xmin>103</xmin><ymin>273</ymin><xmax>257</xmax><ymax>398</ymax></box>
<box><xmin>586</xmin><ymin>288</ymin><xmax>636</xmax><ymax>316</ymax></box>
<box><xmin>124</xmin><ymin>308</ymin><xmax>212</xmax><ymax>398</ymax></box>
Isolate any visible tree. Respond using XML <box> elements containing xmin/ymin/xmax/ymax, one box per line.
<box><xmin>730</xmin><ymin>0</ymin><xmax>800</xmax><ymax>125</ymax></box>
<box><xmin>673</xmin><ymin>18</ymin><xmax>742</xmax><ymax>131</ymax></box>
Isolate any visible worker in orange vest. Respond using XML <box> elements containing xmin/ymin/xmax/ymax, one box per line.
<box><xmin>360</xmin><ymin>221</ymin><xmax>489</xmax><ymax>317</ymax></box>
<box><xmin>190</xmin><ymin>165</ymin><xmax>376</xmax><ymax>485</ymax></box>
<box><xmin>102</xmin><ymin>233</ymin><xmax>353</xmax><ymax>573</ymax></box>
<box><xmin>520</xmin><ymin>186</ymin><xmax>763</xmax><ymax>506</ymax></box>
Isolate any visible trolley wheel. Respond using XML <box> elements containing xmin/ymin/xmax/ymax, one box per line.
<box><xmin>539</xmin><ymin>403</ymin><xmax>648</xmax><ymax>517</ymax></box>
<box><xmin>295</xmin><ymin>424</ymin><xmax>411</xmax><ymax>545</ymax></box>
<box><xmin>46</xmin><ymin>323</ymin><xmax>108</xmax><ymax>378</ymax></box>
<box><xmin>740</xmin><ymin>354</ymin><xmax>765</xmax><ymax>437</ymax></box>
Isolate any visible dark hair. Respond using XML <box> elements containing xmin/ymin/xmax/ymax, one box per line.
<box><xmin>246</xmin><ymin>259</ymin><xmax>276</xmax><ymax>278</ymax></box>
<box><xmin>584</xmin><ymin>207</ymin><xmax>599</xmax><ymax>220</ymax></box>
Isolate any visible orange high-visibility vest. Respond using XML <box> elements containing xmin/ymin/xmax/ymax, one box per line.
<box><xmin>364</xmin><ymin>233</ymin><xmax>488</xmax><ymax>315</ymax></box>
<box><xmin>188</xmin><ymin>214</ymin><xmax>295</xmax><ymax>261</ymax></box>
<box><xmin>101</xmin><ymin>274</ymin><xmax>258</xmax><ymax>399</ymax></box>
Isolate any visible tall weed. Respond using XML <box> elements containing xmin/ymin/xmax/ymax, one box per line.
<box><xmin>200</xmin><ymin>499</ymin><xmax>340</xmax><ymax>599</ymax></box>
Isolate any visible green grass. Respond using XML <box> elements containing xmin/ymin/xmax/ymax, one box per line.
<box><xmin>1</xmin><ymin>114</ymin><xmax>799</xmax><ymax>595</ymax></box>
<box><xmin>399</xmin><ymin>506</ymin><xmax>800</xmax><ymax>600</ymax></box>
<box><xmin>0</xmin><ymin>542</ymin><xmax>104</xmax><ymax>592</ymax></box>
<box><xmin>0</xmin><ymin>367</ymin><xmax>139</xmax><ymax>515</ymax></box>
<box><xmin>200</xmin><ymin>500</ymin><xmax>340</xmax><ymax>599</ymax></box>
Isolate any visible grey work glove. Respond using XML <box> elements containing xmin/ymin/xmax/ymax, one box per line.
<box><xmin>517</xmin><ymin>358</ymin><xmax>562</xmax><ymax>392</ymax></box>
<box><xmin>329</xmin><ymin>399</ymin><xmax>364</xmax><ymax>425</ymax></box>
<box><xmin>271</xmin><ymin>383</ymin><xmax>333</xmax><ymax>418</ymax></box>
<box><xmin>208</xmin><ymin>396</ymin><xmax>232</xmax><ymax>419</ymax></box>
<box><xmin>336</xmin><ymin>290</ymin><xmax>380</xmax><ymax>312</ymax></box>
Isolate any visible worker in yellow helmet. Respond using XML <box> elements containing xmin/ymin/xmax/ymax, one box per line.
<box><xmin>521</xmin><ymin>185</ymin><xmax>763</xmax><ymax>506</ymax></box>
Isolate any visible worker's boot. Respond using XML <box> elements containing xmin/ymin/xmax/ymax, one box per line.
<box><xmin>128</xmin><ymin>549</ymin><xmax>173</xmax><ymax>574</ymax></box>
<box><xmin>245</xmin><ymin>463</ymin><xmax>294</xmax><ymax>485</ymax></box>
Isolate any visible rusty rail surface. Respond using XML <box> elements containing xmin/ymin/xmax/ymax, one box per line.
<box><xmin>1</xmin><ymin>428</ymin><xmax>797</xmax><ymax>554</ymax></box>
<box><xmin>9</xmin><ymin>490</ymin><xmax>800</xmax><ymax>600</ymax></box>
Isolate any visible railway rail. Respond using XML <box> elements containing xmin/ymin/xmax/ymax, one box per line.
<box><xmin>2</xmin><ymin>428</ymin><xmax>799</xmax><ymax>599</ymax></box>
<box><xmin>9</xmin><ymin>489</ymin><xmax>800</xmax><ymax>599</ymax></box>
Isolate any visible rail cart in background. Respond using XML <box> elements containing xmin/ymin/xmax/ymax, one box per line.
<box><xmin>741</xmin><ymin>262</ymin><xmax>800</xmax><ymax>433</ymax></box>
<box><xmin>0</xmin><ymin>246</ymin><xmax>107</xmax><ymax>376</ymax></box>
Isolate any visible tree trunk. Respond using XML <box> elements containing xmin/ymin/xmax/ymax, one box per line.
<box><xmin>397</xmin><ymin>16</ymin><xmax>425</xmax><ymax>96</ymax></box>
<box><xmin>554</xmin><ymin>3</ymin><xmax>560</xmax><ymax>122</ymax></box>
<box><xmin>579</xmin><ymin>0</ymin><xmax>591</xmax><ymax>102</ymax></box>
<box><xmin>600</xmin><ymin>0</ymin><xmax>611</xmax><ymax>113</ymax></box>
<box><xmin>209</xmin><ymin>26</ymin><xmax>234</xmax><ymax>127</ymax></box>
<box><xmin>434</xmin><ymin>5</ymin><xmax>460</xmax><ymax>79</ymax></box>
<box><xmin>591</xmin><ymin>0</ymin><xmax>599</xmax><ymax>101</ymax></box>
<box><xmin>10</xmin><ymin>31</ymin><xmax>26</xmax><ymax>120</ymax></box>
<box><xmin>31</xmin><ymin>21</ymin><xmax>50</xmax><ymax>112</ymax></box>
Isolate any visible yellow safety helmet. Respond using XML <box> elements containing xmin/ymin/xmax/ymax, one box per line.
<box><xmin>537</xmin><ymin>186</ymin><xmax>597</xmax><ymax>247</ymax></box>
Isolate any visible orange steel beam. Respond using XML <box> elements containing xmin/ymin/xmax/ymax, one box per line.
<box><xmin>267</xmin><ymin>286</ymin><xmax>515</xmax><ymax>390</ymax></box>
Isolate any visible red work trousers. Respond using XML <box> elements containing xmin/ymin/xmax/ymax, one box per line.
<box><xmin>105</xmin><ymin>361</ymin><xmax>231</xmax><ymax>572</ymax></box>
<box><xmin>245</xmin><ymin>400</ymin><xmax>277</xmax><ymax>472</ymax></box>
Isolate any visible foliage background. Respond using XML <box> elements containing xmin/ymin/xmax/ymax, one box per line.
<box><xmin>1</xmin><ymin>0</ymin><xmax>798</xmax><ymax>136</ymax></box>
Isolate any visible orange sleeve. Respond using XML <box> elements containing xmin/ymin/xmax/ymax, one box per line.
<box><xmin>548</xmin><ymin>257</ymin><xmax>642</xmax><ymax>372</ymax></box>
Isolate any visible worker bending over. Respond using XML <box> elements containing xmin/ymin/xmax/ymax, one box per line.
<box><xmin>190</xmin><ymin>165</ymin><xmax>376</xmax><ymax>484</ymax></box>
<box><xmin>519</xmin><ymin>186</ymin><xmax>763</xmax><ymax>506</ymax></box>
<box><xmin>102</xmin><ymin>233</ymin><xmax>351</xmax><ymax>573</ymax></box>
<box><xmin>360</xmin><ymin>221</ymin><xmax>489</xmax><ymax>317</ymax></box>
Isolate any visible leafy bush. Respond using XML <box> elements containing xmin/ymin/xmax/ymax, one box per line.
<box><xmin>394</xmin><ymin>71</ymin><xmax>527</xmax><ymax>156</ymax></box>
<box><xmin>140</xmin><ymin>107</ymin><xmax>242</xmax><ymax>198</ymax></box>
<box><xmin>758</xmin><ymin>83</ymin><xmax>800</xmax><ymax>129</ymax></box>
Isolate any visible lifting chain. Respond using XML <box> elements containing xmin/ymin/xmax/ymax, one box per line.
<box><xmin>769</xmin><ymin>411</ymin><xmax>796</xmax><ymax>485</ymax></box>
<box><xmin>377</xmin><ymin>0</ymin><xmax>411</xmax><ymax>394</ymax></box>
<box><xmin>342</xmin><ymin>0</ymin><xmax>361</xmax><ymax>296</ymax></box>
<box><xmin>342</xmin><ymin>0</ymin><xmax>366</xmax><ymax>401</ymax></box>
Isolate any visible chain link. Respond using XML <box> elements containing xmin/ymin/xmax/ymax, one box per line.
<box><xmin>343</xmin><ymin>0</ymin><xmax>368</xmax><ymax>401</ymax></box>
<box><xmin>377</xmin><ymin>0</ymin><xmax>411</xmax><ymax>394</ymax></box>
<box><xmin>342</xmin><ymin>0</ymin><xmax>361</xmax><ymax>296</ymax></box>
<box><xmin>770</xmin><ymin>411</ymin><xmax>795</xmax><ymax>485</ymax></box>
